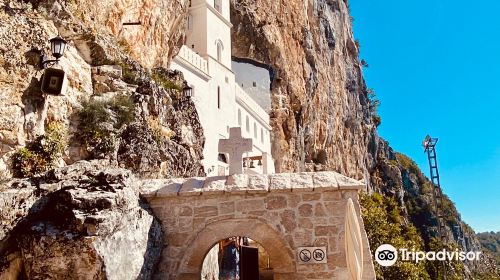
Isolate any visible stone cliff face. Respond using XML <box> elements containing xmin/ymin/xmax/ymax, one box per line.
<box><xmin>230</xmin><ymin>0</ymin><xmax>377</xmax><ymax>180</ymax></box>
<box><xmin>0</xmin><ymin>161</ymin><xmax>162</xmax><ymax>280</ymax></box>
<box><xmin>0</xmin><ymin>1</ymin><xmax>204</xmax><ymax>179</ymax></box>
<box><xmin>27</xmin><ymin>0</ymin><xmax>189</xmax><ymax>68</ymax></box>
<box><xmin>1</xmin><ymin>2</ymin><xmax>203</xmax><ymax>277</ymax></box>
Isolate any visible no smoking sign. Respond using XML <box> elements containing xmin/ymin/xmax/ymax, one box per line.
<box><xmin>297</xmin><ymin>247</ymin><xmax>327</xmax><ymax>264</ymax></box>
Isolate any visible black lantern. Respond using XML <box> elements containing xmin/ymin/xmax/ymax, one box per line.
<box><xmin>49</xmin><ymin>35</ymin><xmax>67</xmax><ymax>59</ymax></box>
<box><xmin>40</xmin><ymin>35</ymin><xmax>67</xmax><ymax>69</ymax></box>
<box><xmin>183</xmin><ymin>82</ymin><xmax>193</xmax><ymax>98</ymax></box>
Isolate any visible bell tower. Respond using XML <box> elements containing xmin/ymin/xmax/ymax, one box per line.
<box><xmin>185</xmin><ymin>0</ymin><xmax>232</xmax><ymax>69</ymax></box>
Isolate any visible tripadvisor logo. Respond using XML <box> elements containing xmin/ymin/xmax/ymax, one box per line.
<box><xmin>375</xmin><ymin>244</ymin><xmax>398</xmax><ymax>267</ymax></box>
<box><xmin>374</xmin><ymin>244</ymin><xmax>482</xmax><ymax>267</ymax></box>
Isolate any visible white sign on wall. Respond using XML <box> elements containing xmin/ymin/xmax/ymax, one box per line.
<box><xmin>297</xmin><ymin>247</ymin><xmax>327</xmax><ymax>264</ymax></box>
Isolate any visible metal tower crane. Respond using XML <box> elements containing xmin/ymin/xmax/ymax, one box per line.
<box><xmin>422</xmin><ymin>135</ymin><xmax>447</xmax><ymax>243</ymax></box>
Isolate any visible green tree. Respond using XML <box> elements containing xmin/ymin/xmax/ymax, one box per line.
<box><xmin>360</xmin><ymin>192</ymin><xmax>430</xmax><ymax>280</ymax></box>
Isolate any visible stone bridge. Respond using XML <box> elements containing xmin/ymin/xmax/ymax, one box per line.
<box><xmin>141</xmin><ymin>172</ymin><xmax>376</xmax><ymax>280</ymax></box>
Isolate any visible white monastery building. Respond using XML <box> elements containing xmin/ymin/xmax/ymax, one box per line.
<box><xmin>170</xmin><ymin>0</ymin><xmax>275</xmax><ymax>176</ymax></box>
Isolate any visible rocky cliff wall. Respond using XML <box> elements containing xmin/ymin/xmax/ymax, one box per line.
<box><xmin>25</xmin><ymin>0</ymin><xmax>189</xmax><ymax>68</ymax></box>
<box><xmin>1</xmin><ymin>2</ymin><xmax>204</xmax><ymax>277</ymax></box>
<box><xmin>230</xmin><ymin>0</ymin><xmax>377</xmax><ymax>180</ymax></box>
<box><xmin>0</xmin><ymin>1</ymin><xmax>204</xmax><ymax>179</ymax></box>
<box><xmin>0</xmin><ymin>161</ymin><xmax>163</xmax><ymax>280</ymax></box>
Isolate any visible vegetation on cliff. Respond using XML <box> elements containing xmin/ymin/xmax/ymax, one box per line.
<box><xmin>360</xmin><ymin>192</ymin><xmax>479</xmax><ymax>279</ymax></box>
<box><xmin>75</xmin><ymin>94</ymin><xmax>134</xmax><ymax>158</ymax></box>
<box><xmin>367</xmin><ymin>140</ymin><xmax>499</xmax><ymax>279</ymax></box>
<box><xmin>478</xmin><ymin>232</ymin><xmax>500</xmax><ymax>267</ymax></box>
<box><xmin>12</xmin><ymin>122</ymin><xmax>67</xmax><ymax>178</ymax></box>
<box><xmin>360</xmin><ymin>192</ymin><xmax>430</xmax><ymax>279</ymax></box>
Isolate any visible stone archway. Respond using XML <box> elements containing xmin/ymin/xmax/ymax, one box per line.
<box><xmin>141</xmin><ymin>171</ymin><xmax>376</xmax><ymax>280</ymax></box>
<box><xmin>179</xmin><ymin>218</ymin><xmax>295</xmax><ymax>280</ymax></box>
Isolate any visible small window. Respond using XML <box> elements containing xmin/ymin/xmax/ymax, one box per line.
<box><xmin>238</xmin><ymin>109</ymin><xmax>242</xmax><ymax>126</ymax></box>
<box><xmin>254</xmin><ymin>123</ymin><xmax>257</xmax><ymax>138</ymax></box>
<box><xmin>261</xmin><ymin>128</ymin><xmax>264</xmax><ymax>143</ymax></box>
<box><xmin>217</xmin><ymin>86</ymin><xmax>221</xmax><ymax>109</ymax></box>
<box><xmin>218</xmin><ymin>153</ymin><xmax>227</xmax><ymax>163</ymax></box>
<box><xmin>246</xmin><ymin>116</ymin><xmax>250</xmax><ymax>132</ymax></box>
<box><xmin>216</xmin><ymin>40</ymin><xmax>223</xmax><ymax>62</ymax></box>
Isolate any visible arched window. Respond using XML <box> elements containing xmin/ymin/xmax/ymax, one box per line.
<box><xmin>238</xmin><ymin>109</ymin><xmax>242</xmax><ymax>126</ymax></box>
<box><xmin>217</xmin><ymin>86</ymin><xmax>221</xmax><ymax>109</ymax></box>
<box><xmin>254</xmin><ymin>123</ymin><xmax>257</xmax><ymax>138</ymax></box>
<box><xmin>216</xmin><ymin>40</ymin><xmax>223</xmax><ymax>62</ymax></box>
<box><xmin>246</xmin><ymin>116</ymin><xmax>250</xmax><ymax>132</ymax></box>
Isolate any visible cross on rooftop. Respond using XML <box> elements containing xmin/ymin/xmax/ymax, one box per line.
<box><xmin>218</xmin><ymin>127</ymin><xmax>252</xmax><ymax>175</ymax></box>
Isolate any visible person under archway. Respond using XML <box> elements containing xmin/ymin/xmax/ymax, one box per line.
<box><xmin>218</xmin><ymin>237</ymin><xmax>242</xmax><ymax>280</ymax></box>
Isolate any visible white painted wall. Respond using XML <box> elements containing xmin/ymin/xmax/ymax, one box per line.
<box><xmin>205</xmin><ymin>5</ymin><xmax>232</xmax><ymax>68</ymax></box>
<box><xmin>171</xmin><ymin>0</ymin><xmax>275</xmax><ymax>176</ymax></box>
<box><xmin>235</xmin><ymin>84</ymin><xmax>272</xmax><ymax>157</ymax></box>
<box><xmin>185</xmin><ymin>3</ymin><xmax>207</xmax><ymax>57</ymax></box>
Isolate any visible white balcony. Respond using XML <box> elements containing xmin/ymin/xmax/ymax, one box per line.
<box><xmin>175</xmin><ymin>45</ymin><xmax>209</xmax><ymax>76</ymax></box>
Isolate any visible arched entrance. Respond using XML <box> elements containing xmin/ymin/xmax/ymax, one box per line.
<box><xmin>178</xmin><ymin>219</ymin><xmax>295</xmax><ymax>280</ymax></box>
<box><xmin>201</xmin><ymin>236</ymin><xmax>273</xmax><ymax>280</ymax></box>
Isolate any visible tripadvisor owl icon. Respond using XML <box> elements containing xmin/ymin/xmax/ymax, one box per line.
<box><xmin>375</xmin><ymin>244</ymin><xmax>398</xmax><ymax>267</ymax></box>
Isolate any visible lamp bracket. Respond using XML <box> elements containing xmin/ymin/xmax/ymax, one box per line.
<box><xmin>40</xmin><ymin>52</ymin><xmax>59</xmax><ymax>69</ymax></box>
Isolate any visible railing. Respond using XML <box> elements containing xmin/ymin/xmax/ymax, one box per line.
<box><xmin>176</xmin><ymin>45</ymin><xmax>209</xmax><ymax>75</ymax></box>
<box><xmin>235</xmin><ymin>84</ymin><xmax>270</xmax><ymax>128</ymax></box>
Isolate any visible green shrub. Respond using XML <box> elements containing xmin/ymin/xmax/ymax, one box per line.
<box><xmin>110</xmin><ymin>94</ymin><xmax>135</xmax><ymax>128</ymax></box>
<box><xmin>372</xmin><ymin>115</ymin><xmax>381</xmax><ymax>127</ymax></box>
<box><xmin>117</xmin><ymin>38</ymin><xmax>133</xmax><ymax>55</ymax></box>
<box><xmin>12</xmin><ymin>148</ymin><xmax>45</xmax><ymax>178</ymax></box>
<box><xmin>367</xmin><ymin>88</ymin><xmax>381</xmax><ymax>126</ymax></box>
<box><xmin>152</xmin><ymin>72</ymin><xmax>182</xmax><ymax>92</ymax></box>
<box><xmin>119</xmin><ymin>62</ymin><xmax>140</xmax><ymax>85</ymax></box>
<box><xmin>76</xmin><ymin>95</ymin><xmax>135</xmax><ymax>158</ymax></box>
<box><xmin>396</xmin><ymin>153</ymin><xmax>421</xmax><ymax>175</ymax></box>
<box><xmin>425</xmin><ymin>238</ymin><xmax>465</xmax><ymax>280</ymax></box>
<box><xmin>12</xmin><ymin>122</ymin><xmax>67</xmax><ymax>178</ymax></box>
<box><xmin>421</xmin><ymin>182</ymin><xmax>433</xmax><ymax>194</ymax></box>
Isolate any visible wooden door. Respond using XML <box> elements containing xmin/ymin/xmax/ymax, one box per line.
<box><xmin>240</xmin><ymin>246</ymin><xmax>259</xmax><ymax>280</ymax></box>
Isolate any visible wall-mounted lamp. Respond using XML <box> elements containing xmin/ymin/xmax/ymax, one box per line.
<box><xmin>40</xmin><ymin>35</ymin><xmax>67</xmax><ymax>69</ymax></box>
<box><xmin>183</xmin><ymin>82</ymin><xmax>193</xmax><ymax>98</ymax></box>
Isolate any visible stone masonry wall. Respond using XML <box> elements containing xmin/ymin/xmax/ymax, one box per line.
<box><xmin>141</xmin><ymin>172</ymin><xmax>376</xmax><ymax>280</ymax></box>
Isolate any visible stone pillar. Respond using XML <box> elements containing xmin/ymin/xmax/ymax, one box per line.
<box><xmin>262</xmin><ymin>152</ymin><xmax>275</xmax><ymax>174</ymax></box>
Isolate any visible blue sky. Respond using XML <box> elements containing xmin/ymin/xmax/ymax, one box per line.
<box><xmin>349</xmin><ymin>0</ymin><xmax>500</xmax><ymax>232</ymax></box>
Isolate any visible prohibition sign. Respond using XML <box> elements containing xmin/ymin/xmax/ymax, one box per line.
<box><xmin>313</xmin><ymin>249</ymin><xmax>325</xmax><ymax>261</ymax></box>
<box><xmin>299</xmin><ymin>249</ymin><xmax>312</xmax><ymax>262</ymax></box>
